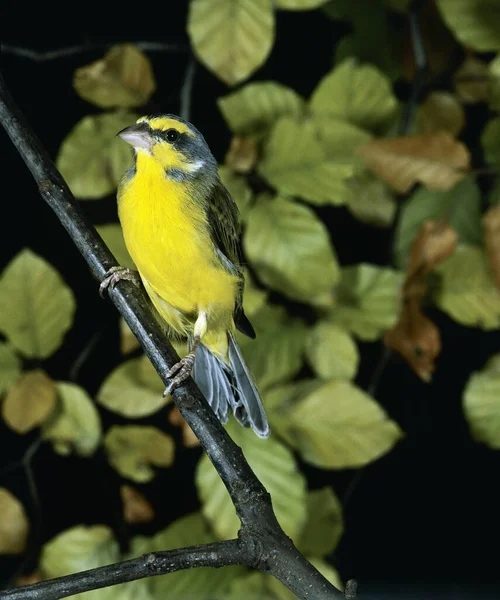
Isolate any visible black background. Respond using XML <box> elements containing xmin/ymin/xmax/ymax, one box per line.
<box><xmin>1</xmin><ymin>3</ymin><xmax>500</xmax><ymax>598</ymax></box>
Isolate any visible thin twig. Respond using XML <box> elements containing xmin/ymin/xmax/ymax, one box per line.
<box><xmin>69</xmin><ymin>331</ymin><xmax>102</xmax><ymax>382</ymax></box>
<box><xmin>0</xmin><ymin>41</ymin><xmax>188</xmax><ymax>62</ymax></box>
<box><xmin>180</xmin><ymin>57</ymin><xmax>197</xmax><ymax>122</ymax></box>
<box><xmin>0</xmin><ymin>74</ymin><xmax>342</xmax><ymax>600</ymax></box>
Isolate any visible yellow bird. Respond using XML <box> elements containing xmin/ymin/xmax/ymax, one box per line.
<box><xmin>101</xmin><ymin>114</ymin><xmax>269</xmax><ymax>438</ymax></box>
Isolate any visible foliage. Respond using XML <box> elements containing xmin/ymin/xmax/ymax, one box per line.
<box><xmin>3</xmin><ymin>0</ymin><xmax>500</xmax><ymax>597</ymax></box>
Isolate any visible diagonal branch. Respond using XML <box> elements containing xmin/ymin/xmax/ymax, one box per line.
<box><xmin>0</xmin><ymin>74</ymin><xmax>343</xmax><ymax>600</ymax></box>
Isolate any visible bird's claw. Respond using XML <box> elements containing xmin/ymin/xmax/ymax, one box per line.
<box><xmin>99</xmin><ymin>266</ymin><xmax>139</xmax><ymax>297</ymax></box>
<box><xmin>164</xmin><ymin>353</ymin><xmax>196</xmax><ymax>396</ymax></box>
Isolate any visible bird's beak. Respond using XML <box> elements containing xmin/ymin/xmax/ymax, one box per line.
<box><xmin>117</xmin><ymin>123</ymin><xmax>153</xmax><ymax>151</ymax></box>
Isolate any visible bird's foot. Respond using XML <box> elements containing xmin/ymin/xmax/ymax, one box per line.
<box><xmin>99</xmin><ymin>266</ymin><xmax>139</xmax><ymax>297</ymax></box>
<box><xmin>163</xmin><ymin>353</ymin><xmax>196</xmax><ymax>396</ymax></box>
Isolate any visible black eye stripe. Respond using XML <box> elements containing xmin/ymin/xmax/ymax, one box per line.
<box><xmin>165</xmin><ymin>128</ymin><xmax>180</xmax><ymax>142</ymax></box>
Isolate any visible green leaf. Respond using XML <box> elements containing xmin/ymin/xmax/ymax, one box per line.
<box><xmin>42</xmin><ymin>382</ymin><xmax>102</xmax><ymax>457</ymax></box>
<box><xmin>196</xmin><ymin>420</ymin><xmax>307</xmax><ymax>540</ymax></box>
<box><xmin>331</xmin><ymin>264</ymin><xmax>403</xmax><ymax>341</ymax></box>
<box><xmin>218</xmin><ymin>166</ymin><xmax>253</xmax><ymax>220</ymax></box>
<box><xmin>463</xmin><ymin>354</ymin><xmax>500</xmax><ymax>448</ymax></box>
<box><xmin>218</xmin><ymin>82</ymin><xmax>304</xmax><ymax>135</ymax></box>
<box><xmin>436</xmin><ymin>0</ymin><xmax>500</xmax><ymax>52</ymax></box>
<box><xmin>0</xmin><ymin>249</ymin><xmax>76</xmax><ymax>359</ymax></box>
<box><xmin>268</xmin><ymin>379</ymin><xmax>403</xmax><ymax>468</ymax></box>
<box><xmin>224</xmin><ymin>573</ymin><xmax>273</xmax><ymax>600</ymax></box>
<box><xmin>56</xmin><ymin>112</ymin><xmax>136</xmax><ymax>200</ymax></box>
<box><xmin>298</xmin><ymin>487</ymin><xmax>344</xmax><ymax>557</ymax></box>
<box><xmin>242</xmin><ymin>270</ymin><xmax>268</xmax><ymax>316</ymax></box>
<box><xmin>188</xmin><ymin>0</ymin><xmax>275</xmax><ymax>86</ymax></box>
<box><xmin>73</xmin><ymin>44</ymin><xmax>156</xmax><ymax>108</ymax></box>
<box><xmin>97</xmin><ymin>356</ymin><xmax>167</xmax><ymax>418</ymax></box>
<box><xmin>258</xmin><ymin>116</ymin><xmax>362</xmax><ymax>205</ymax></box>
<box><xmin>266</xmin><ymin>559</ymin><xmax>343</xmax><ymax>598</ymax></box>
<box><xmin>394</xmin><ymin>177</ymin><xmax>483</xmax><ymax>270</ymax></box>
<box><xmin>237</xmin><ymin>304</ymin><xmax>307</xmax><ymax>390</ymax></box>
<box><xmin>481</xmin><ymin>117</ymin><xmax>500</xmax><ymax>166</ymax></box>
<box><xmin>95</xmin><ymin>223</ymin><xmax>135</xmax><ymax>269</ymax></box>
<box><xmin>276</xmin><ymin>0</ymin><xmax>329</xmax><ymax>9</ymax></box>
<box><xmin>244</xmin><ymin>195</ymin><xmax>340</xmax><ymax>303</ymax></box>
<box><xmin>141</xmin><ymin>513</ymin><xmax>243</xmax><ymax>599</ymax></box>
<box><xmin>306</xmin><ymin>321</ymin><xmax>359</xmax><ymax>380</ymax></box>
<box><xmin>104</xmin><ymin>425</ymin><xmax>174</xmax><ymax>483</ymax></box>
<box><xmin>489</xmin><ymin>54</ymin><xmax>500</xmax><ymax>111</ymax></box>
<box><xmin>0</xmin><ymin>343</ymin><xmax>21</xmax><ymax>394</ymax></box>
<box><xmin>310</xmin><ymin>58</ymin><xmax>398</xmax><ymax>131</ymax></box>
<box><xmin>434</xmin><ymin>245</ymin><xmax>500</xmax><ymax>330</ymax></box>
<box><xmin>0</xmin><ymin>488</ymin><xmax>29</xmax><ymax>555</ymax></box>
<box><xmin>345</xmin><ymin>173</ymin><xmax>397</xmax><ymax>228</ymax></box>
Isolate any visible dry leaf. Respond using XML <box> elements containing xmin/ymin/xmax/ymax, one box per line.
<box><xmin>418</xmin><ymin>92</ymin><xmax>465</xmax><ymax>137</ymax></box>
<box><xmin>120</xmin><ymin>485</ymin><xmax>155</xmax><ymax>524</ymax></box>
<box><xmin>169</xmin><ymin>406</ymin><xmax>200</xmax><ymax>448</ymax></box>
<box><xmin>384</xmin><ymin>299</ymin><xmax>441</xmax><ymax>382</ymax></box>
<box><xmin>453</xmin><ymin>55</ymin><xmax>490</xmax><ymax>104</ymax></box>
<box><xmin>357</xmin><ymin>132</ymin><xmax>470</xmax><ymax>193</ymax></box>
<box><xmin>0</xmin><ymin>488</ymin><xmax>29</xmax><ymax>554</ymax></box>
<box><xmin>483</xmin><ymin>204</ymin><xmax>500</xmax><ymax>289</ymax></box>
<box><xmin>224</xmin><ymin>137</ymin><xmax>258</xmax><ymax>174</ymax></box>
<box><xmin>2</xmin><ymin>370</ymin><xmax>57</xmax><ymax>434</ymax></box>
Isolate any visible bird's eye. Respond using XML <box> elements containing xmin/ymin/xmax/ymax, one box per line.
<box><xmin>165</xmin><ymin>128</ymin><xmax>179</xmax><ymax>143</ymax></box>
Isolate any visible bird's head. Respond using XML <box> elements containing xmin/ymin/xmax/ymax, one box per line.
<box><xmin>118</xmin><ymin>115</ymin><xmax>217</xmax><ymax>180</ymax></box>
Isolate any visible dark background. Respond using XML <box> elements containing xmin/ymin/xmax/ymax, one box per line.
<box><xmin>1</xmin><ymin>3</ymin><xmax>500</xmax><ymax>598</ymax></box>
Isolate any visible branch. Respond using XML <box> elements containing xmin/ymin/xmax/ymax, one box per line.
<box><xmin>0</xmin><ymin>75</ymin><xmax>343</xmax><ymax>600</ymax></box>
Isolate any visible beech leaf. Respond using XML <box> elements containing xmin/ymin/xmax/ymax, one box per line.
<box><xmin>437</xmin><ymin>0</ymin><xmax>500</xmax><ymax>52</ymax></box>
<box><xmin>0</xmin><ymin>489</ymin><xmax>29</xmax><ymax>555</ymax></box>
<box><xmin>298</xmin><ymin>487</ymin><xmax>344</xmax><ymax>557</ymax></box>
<box><xmin>306</xmin><ymin>321</ymin><xmax>359</xmax><ymax>381</ymax></box>
<box><xmin>0</xmin><ymin>343</ymin><xmax>21</xmax><ymax>394</ymax></box>
<box><xmin>95</xmin><ymin>224</ymin><xmax>135</xmax><ymax>269</ymax></box>
<box><xmin>417</xmin><ymin>91</ymin><xmax>465</xmax><ymax>137</ymax></box>
<box><xmin>453</xmin><ymin>56</ymin><xmax>490</xmax><ymax>104</ymax></box>
<box><xmin>483</xmin><ymin>204</ymin><xmax>500</xmax><ymax>290</ymax></box>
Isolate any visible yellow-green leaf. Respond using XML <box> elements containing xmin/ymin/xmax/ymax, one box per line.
<box><xmin>0</xmin><ymin>343</ymin><xmax>21</xmax><ymax>394</ymax></box>
<box><xmin>394</xmin><ymin>177</ymin><xmax>483</xmax><ymax>270</ymax></box>
<box><xmin>218</xmin><ymin>82</ymin><xmax>304</xmax><ymax>135</ymax></box>
<box><xmin>417</xmin><ymin>91</ymin><xmax>465</xmax><ymax>137</ymax></box>
<box><xmin>196</xmin><ymin>420</ymin><xmax>307</xmax><ymax>540</ymax></box>
<box><xmin>144</xmin><ymin>513</ymin><xmax>243</xmax><ymax>598</ymax></box>
<box><xmin>119</xmin><ymin>318</ymin><xmax>141</xmax><ymax>355</ymax></box>
<box><xmin>224</xmin><ymin>573</ymin><xmax>273</xmax><ymax>600</ymax></box>
<box><xmin>298</xmin><ymin>487</ymin><xmax>344</xmax><ymax>557</ymax></box>
<box><xmin>97</xmin><ymin>356</ymin><xmax>167</xmax><ymax>418</ymax></box>
<box><xmin>272</xmin><ymin>379</ymin><xmax>403</xmax><ymax>468</ymax></box>
<box><xmin>276</xmin><ymin>0</ymin><xmax>329</xmax><ymax>9</ymax></box>
<box><xmin>306</xmin><ymin>321</ymin><xmax>359</xmax><ymax>380</ymax></box>
<box><xmin>436</xmin><ymin>0</ymin><xmax>500</xmax><ymax>52</ymax></box>
<box><xmin>73</xmin><ymin>44</ymin><xmax>156</xmax><ymax>108</ymax></box>
<box><xmin>242</xmin><ymin>270</ymin><xmax>268</xmax><ymax>316</ymax></box>
<box><xmin>56</xmin><ymin>112</ymin><xmax>136</xmax><ymax>200</ymax></box>
<box><xmin>331</xmin><ymin>264</ymin><xmax>403</xmax><ymax>341</ymax></box>
<box><xmin>218</xmin><ymin>166</ymin><xmax>253</xmax><ymax>220</ymax></box>
<box><xmin>96</xmin><ymin>223</ymin><xmax>135</xmax><ymax>269</ymax></box>
<box><xmin>434</xmin><ymin>245</ymin><xmax>500</xmax><ymax>330</ymax></box>
<box><xmin>42</xmin><ymin>382</ymin><xmax>102</xmax><ymax>457</ymax></box>
<box><xmin>481</xmin><ymin>117</ymin><xmax>500</xmax><ymax>166</ymax></box>
<box><xmin>258</xmin><ymin>117</ymin><xmax>361</xmax><ymax>205</ymax></box>
<box><xmin>489</xmin><ymin>54</ymin><xmax>500</xmax><ymax>111</ymax></box>
<box><xmin>0</xmin><ymin>250</ymin><xmax>75</xmax><ymax>359</ymax></box>
<box><xmin>237</xmin><ymin>304</ymin><xmax>307</xmax><ymax>391</ymax></box>
<box><xmin>105</xmin><ymin>425</ymin><xmax>174</xmax><ymax>483</ymax></box>
<box><xmin>346</xmin><ymin>173</ymin><xmax>397</xmax><ymax>228</ymax></box>
<box><xmin>2</xmin><ymin>370</ymin><xmax>56</xmax><ymax>434</ymax></box>
<box><xmin>463</xmin><ymin>354</ymin><xmax>500</xmax><ymax>448</ymax></box>
<box><xmin>0</xmin><ymin>488</ymin><xmax>29</xmax><ymax>555</ymax></box>
<box><xmin>188</xmin><ymin>0</ymin><xmax>275</xmax><ymax>86</ymax></box>
<box><xmin>310</xmin><ymin>59</ymin><xmax>398</xmax><ymax>131</ymax></box>
<box><xmin>244</xmin><ymin>195</ymin><xmax>340</xmax><ymax>303</ymax></box>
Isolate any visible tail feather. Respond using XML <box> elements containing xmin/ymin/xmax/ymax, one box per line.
<box><xmin>191</xmin><ymin>334</ymin><xmax>270</xmax><ymax>439</ymax></box>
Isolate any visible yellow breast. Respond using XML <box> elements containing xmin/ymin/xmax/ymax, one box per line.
<box><xmin>117</xmin><ymin>155</ymin><xmax>237</xmax><ymax>334</ymax></box>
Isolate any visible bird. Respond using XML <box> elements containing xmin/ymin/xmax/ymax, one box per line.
<box><xmin>101</xmin><ymin>114</ymin><xmax>269</xmax><ymax>439</ymax></box>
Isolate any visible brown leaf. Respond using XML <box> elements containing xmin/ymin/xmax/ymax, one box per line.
<box><xmin>120</xmin><ymin>485</ymin><xmax>155</xmax><ymax>524</ymax></box>
<box><xmin>405</xmin><ymin>220</ymin><xmax>458</xmax><ymax>298</ymax></box>
<box><xmin>418</xmin><ymin>92</ymin><xmax>465</xmax><ymax>137</ymax></box>
<box><xmin>16</xmin><ymin>572</ymin><xmax>42</xmax><ymax>587</ymax></box>
<box><xmin>357</xmin><ymin>132</ymin><xmax>470</xmax><ymax>193</ymax></box>
<box><xmin>73</xmin><ymin>44</ymin><xmax>156</xmax><ymax>108</ymax></box>
<box><xmin>483</xmin><ymin>204</ymin><xmax>500</xmax><ymax>289</ymax></box>
<box><xmin>0</xmin><ymin>488</ymin><xmax>29</xmax><ymax>554</ymax></box>
<box><xmin>453</xmin><ymin>55</ymin><xmax>490</xmax><ymax>104</ymax></box>
<box><xmin>384</xmin><ymin>299</ymin><xmax>441</xmax><ymax>382</ymax></box>
<box><xmin>225</xmin><ymin>137</ymin><xmax>258</xmax><ymax>174</ymax></box>
<box><xmin>2</xmin><ymin>370</ymin><xmax>57</xmax><ymax>434</ymax></box>
<box><xmin>169</xmin><ymin>406</ymin><xmax>200</xmax><ymax>448</ymax></box>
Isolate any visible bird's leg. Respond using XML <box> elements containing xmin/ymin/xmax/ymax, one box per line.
<box><xmin>164</xmin><ymin>311</ymin><xmax>207</xmax><ymax>396</ymax></box>
<box><xmin>99</xmin><ymin>266</ymin><xmax>140</xmax><ymax>297</ymax></box>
